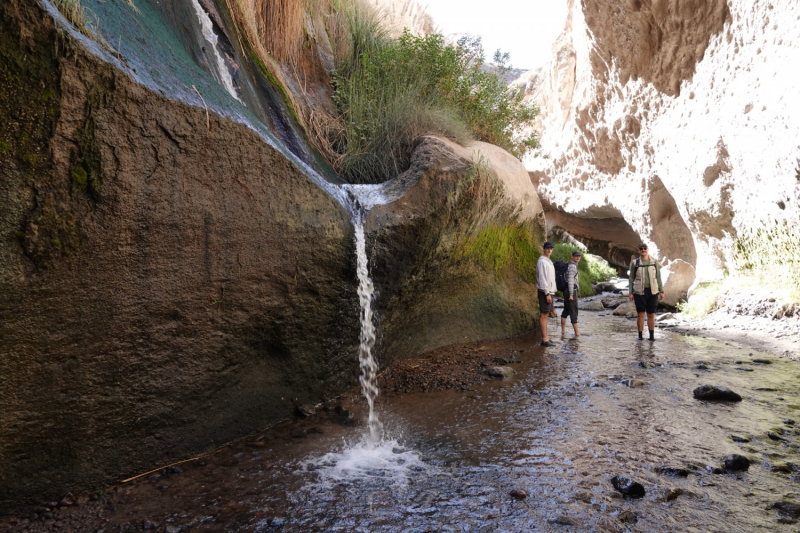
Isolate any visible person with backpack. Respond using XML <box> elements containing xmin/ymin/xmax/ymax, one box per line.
<box><xmin>537</xmin><ymin>241</ymin><xmax>557</xmax><ymax>347</ymax></box>
<box><xmin>628</xmin><ymin>243</ymin><xmax>664</xmax><ymax>341</ymax></box>
<box><xmin>560</xmin><ymin>251</ymin><xmax>582</xmax><ymax>337</ymax></box>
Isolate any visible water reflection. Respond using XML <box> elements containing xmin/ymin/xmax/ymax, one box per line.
<box><xmin>273</xmin><ymin>314</ymin><xmax>800</xmax><ymax>531</ymax></box>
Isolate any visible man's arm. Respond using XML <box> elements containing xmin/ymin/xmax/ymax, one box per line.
<box><xmin>656</xmin><ymin>262</ymin><xmax>664</xmax><ymax>293</ymax></box>
<box><xmin>568</xmin><ymin>263</ymin><xmax>578</xmax><ymax>298</ymax></box>
<box><xmin>628</xmin><ymin>261</ymin><xmax>636</xmax><ymax>293</ymax></box>
<box><xmin>628</xmin><ymin>260</ymin><xmax>636</xmax><ymax>301</ymax></box>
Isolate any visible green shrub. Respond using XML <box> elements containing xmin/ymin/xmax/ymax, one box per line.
<box><xmin>330</xmin><ymin>29</ymin><xmax>539</xmax><ymax>183</ymax></box>
<box><xmin>677</xmin><ymin>281</ymin><xmax>724</xmax><ymax>318</ymax></box>
<box><xmin>732</xmin><ymin>221</ymin><xmax>800</xmax><ymax>303</ymax></box>
<box><xmin>550</xmin><ymin>242</ymin><xmax>615</xmax><ymax>297</ymax></box>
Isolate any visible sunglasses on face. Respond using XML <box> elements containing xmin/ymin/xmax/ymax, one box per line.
<box><xmin>639</xmin><ymin>247</ymin><xmax>648</xmax><ymax>251</ymax></box>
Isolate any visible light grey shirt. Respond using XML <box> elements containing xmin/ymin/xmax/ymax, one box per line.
<box><xmin>536</xmin><ymin>255</ymin><xmax>556</xmax><ymax>295</ymax></box>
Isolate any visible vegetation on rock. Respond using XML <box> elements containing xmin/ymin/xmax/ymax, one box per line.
<box><xmin>550</xmin><ymin>242</ymin><xmax>615</xmax><ymax>298</ymax></box>
<box><xmin>53</xmin><ymin>0</ymin><xmax>98</xmax><ymax>36</ymax></box>
<box><xmin>328</xmin><ymin>27</ymin><xmax>539</xmax><ymax>183</ymax></box>
<box><xmin>678</xmin><ymin>221</ymin><xmax>800</xmax><ymax>317</ymax></box>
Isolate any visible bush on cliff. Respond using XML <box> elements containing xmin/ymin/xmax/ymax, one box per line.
<box><xmin>329</xmin><ymin>26</ymin><xmax>539</xmax><ymax>183</ymax></box>
<box><xmin>550</xmin><ymin>242</ymin><xmax>615</xmax><ymax>298</ymax></box>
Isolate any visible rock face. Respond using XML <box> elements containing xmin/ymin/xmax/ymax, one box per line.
<box><xmin>521</xmin><ymin>0</ymin><xmax>800</xmax><ymax>305</ymax></box>
<box><xmin>368</xmin><ymin>0</ymin><xmax>435</xmax><ymax>37</ymax></box>
<box><xmin>0</xmin><ymin>0</ymin><xmax>544</xmax><ymax>512</ymax></box>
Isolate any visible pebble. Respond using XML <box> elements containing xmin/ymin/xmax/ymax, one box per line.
<box><xmin>772</xmin><ymin>501</ymin><xmax>800</xmax><ymax>518</ymax></box>
<box><xmin>548</xmin><ymin>516</ymin><xmax>582</xmax><ymax>526</ymax></box>
<box><xmin>664</xmin><ymin>488</ymin><xmax>685</xmax><ymax>502</ymax></box>
<box><xmin>481</xmin><ymin>366</ymin><xmax>516</xmax><ymax>378</ymax></box>
<box><xmin>693</xmin><ymin>385</ymin><xmax>742</xmax><ymax>402</ymax></box>
<box><xmin>731</xmin><ymin>435</ymin><xmax>751</xmax><ymax>443</ymax></box>
<box><xmin>656</xmin><ymin>466</ymin><xmax>690</xmax><ymax>477</ymax></box>
<box><xmin>767</xmin><ymin>431</ymin><xmax>786</xmax><ymax>441</ymax></box>
<box><xmin>752</xmin><ymin>358</ymin><xmax>772</xmax><ymax>364</ymax></box>
<box><xmin>722</xmin><ymin>454</ymin><xmax>751</xmax><ymax>472</ymax></box>
<box><xmin>610</xmin><ymin>476</ymin><xmax>645</xmax><ymax>498</ymax></box>
<box><xmin>509</xmin><ymin>489</ymin><xmax>527</xmax><ymax>500</ymax></box>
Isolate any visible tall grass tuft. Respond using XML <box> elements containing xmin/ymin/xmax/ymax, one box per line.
<box><xmin>255</xmin><ymin>0</ymin><xmax>305</xmax><ymax>64</ymax></box>
<box><xmin>329</xmin><ymin>29</ymin><xmax>538</xmax><ymax>183</ymax></box>
<box><xmin>53</xmin><ymin>0</ymin><xmax>98</xmax><ymax>36</ymax></box>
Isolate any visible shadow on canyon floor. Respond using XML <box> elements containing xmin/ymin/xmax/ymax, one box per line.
<box><xmin>3</xmin><ymin>312</ymin><xmax>800</xmax><ymax>532</ymax></box>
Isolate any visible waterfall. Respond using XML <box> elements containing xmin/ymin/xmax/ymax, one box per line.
<box><xmin>347</xmin><ymin>191</ymin><xmax>386</xmax><ymax>443</ymax></box>
<box><xmin>189</xmin><ymin>0</ymin><xmax>241</xmax><ymax>103</ymax></box>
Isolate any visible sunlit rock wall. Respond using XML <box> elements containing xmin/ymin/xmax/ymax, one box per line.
<box><xmin>522</xmin><ymin>0</ymin><xmax>800</xmax><ymax>305</ymax></box>
<box><xmin>368</xmin><ymin>0</ymin><xmax>435</xmax><ymax>36</ymax></box>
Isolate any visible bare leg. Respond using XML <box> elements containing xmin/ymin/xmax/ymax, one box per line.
<box><xmin>561</xmin><ymin>317</ymin><xmax>567</xmax><ymax>336</ymax></box>
<box><xmin>637</xmin><ymin>313</ymin><xmax>645</xmax><ymax>333</ymax></box>
<box><xmin>540</xmin><ymin>312</ymin><xmax>550</xmax><ymax>342</ymax></box>
<box><xmin>573</xmin><ymin>322</ymin><xmax>580</xmax><ymax>336</ymax></box>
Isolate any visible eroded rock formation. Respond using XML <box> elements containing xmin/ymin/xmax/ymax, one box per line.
<box><xmin>0</xmin><ymin>0</ymin><xmax>543</xmax><ymax>511</ymax></box>
<box><xmin>521</xmin><ymin>0</ymin><xmax>800</xmax><ymax>305</ymax></box>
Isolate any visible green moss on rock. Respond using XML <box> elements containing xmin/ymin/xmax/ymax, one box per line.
<box><xmin>457</xmin><ymin>223</ymin><xmax>541</xmax><ymax>282</ymax></box>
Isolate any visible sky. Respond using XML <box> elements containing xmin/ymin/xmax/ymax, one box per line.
<box><xmin>420</xmin><ymin>0</ymin><xmax>568</xmax><ymax>70</ymax></box>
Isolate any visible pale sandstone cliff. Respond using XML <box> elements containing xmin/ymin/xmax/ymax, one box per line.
<box><xmin>522</xmin><ymin>0</ymin><xmax>800</xmax><ymax>305</ymax></box>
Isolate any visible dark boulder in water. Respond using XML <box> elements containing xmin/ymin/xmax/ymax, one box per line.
<box><xmin>722</xmin><ymin>454</ymin><xmax>750</xmax><ymax>472</ymax></box>
<box><xmin>693</xmin><ymin>385</ymin><xmax>742</xmax><ymax>401</ymax></box>
<box><xmin>772</xmin><ymin>501</ymin><xmax>800</xmax><ymax>518</ymax></box>
<box><xmin>610</xmin><ymin>476</ymin><xmax>645</xmax><ymax>498</ymax></box>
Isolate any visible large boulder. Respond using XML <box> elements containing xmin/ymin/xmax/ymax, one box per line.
<box><xmin>367</xmin><ymin>137</ymin><xmax>545</xmax><ymax>361</ymax></box>
<box><xmin>0</xmin><ymin>0</ymin><xmax>544</xmax><ymax>512</ymax></box>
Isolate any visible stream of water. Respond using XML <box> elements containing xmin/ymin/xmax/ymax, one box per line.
<box><xmin>11</xmin><ymin>310</ymin><xmax>800</xmax><ymax>532</ymax></box>
<box><xmin>188</xmin><ymin>0</ymin><xmax>241</xmax><ymax>103</ymax></box>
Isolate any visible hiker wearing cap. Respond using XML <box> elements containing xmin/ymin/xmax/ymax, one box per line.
<box><xmin>628</xmin><ymin>243</ymin><xmax>664</xmax><ymax>341</ymax></box>
<box><xmin>561</xmin><ymin>250</ymin><xmax>581</xmax><ymax>337</ymax></box>
<box><xmin>536</xmin><ymin>241</ymin><xmax>557</xmax><ymax>347</ymax></box>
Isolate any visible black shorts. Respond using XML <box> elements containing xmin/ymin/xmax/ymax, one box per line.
<box><xmin>538</xmin><ymin>290</ymin><xmax>553</xmax><ymax>313</ymax></box>
<box><xmin>561</xmin><ymin>291</ymin><xmax>579</xmax><ymax>324</ymax></box>
<box><xmin>634</xmin><ymin>288</ymin><xmax>659</xmax><ymax>314</ymax></box>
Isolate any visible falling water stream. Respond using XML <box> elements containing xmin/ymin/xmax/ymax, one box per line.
<box><xmin>353</xmin><ymin>219</ymin><xmax>384</xmax><ymax>443</ymax></box>
<box><xmin>188</xmin><ymin>0</ymin><xmax>241</xmax><ymax>102</ymax></box>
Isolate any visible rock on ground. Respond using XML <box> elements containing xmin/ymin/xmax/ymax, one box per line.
<box><xmin>693</xmin><ymin>385</ymin><xmax>742</xmax><ymax>402</ymax></box>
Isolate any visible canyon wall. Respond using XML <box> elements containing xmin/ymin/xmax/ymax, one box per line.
<box><xmin>521</xmin><ymin>0</ymin><xmax>800</xmax><ymax>304</ymax></box>
<box><xmin>0</xmin><ymin>0</ymin><xmax>543</xmax><ymax>511</ymax></box>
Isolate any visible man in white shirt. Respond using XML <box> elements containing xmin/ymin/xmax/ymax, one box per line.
<box><xmin>536</xmin><ymin>241</ymin><xmax>557</xmax><ymax>347</ymax></box>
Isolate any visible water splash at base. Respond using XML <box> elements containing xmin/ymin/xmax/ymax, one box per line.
<box><xmin>302</xmin><ymin>438</ymin><xmax>425</xmax><ymax>489</ymax></box>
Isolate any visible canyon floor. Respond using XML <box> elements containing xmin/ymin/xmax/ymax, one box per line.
<box><xmin>3</xmin><ymin>310</ymin><xmax>800</xmax><ymax>533</ymax></box>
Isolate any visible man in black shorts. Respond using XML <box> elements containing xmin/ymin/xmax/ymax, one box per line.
<box><xmin>628</xmin><ymin>243</ymin><xmax>664</xmax><ymax>341</ymax></box>
<box><xmin>537</xmin><ymin>241</ymin><xmax>557</xmax><ymax>347</ymax></box>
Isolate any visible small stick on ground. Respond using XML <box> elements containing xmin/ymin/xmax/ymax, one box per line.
<box><xmin>121</xmin><ymin>450</ymin><xmax>221</xmax><ymax>483</ymax></box>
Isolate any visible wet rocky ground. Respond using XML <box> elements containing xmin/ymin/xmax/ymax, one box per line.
<box><xmin>4</xmin><ymin>311</ymin><xmax>800</xmax><ymax>532</ymax></box>
<box><xmin>590</xmin><ymin>277</ymin><xmax>799</xmax><ymax>358</ymax></box>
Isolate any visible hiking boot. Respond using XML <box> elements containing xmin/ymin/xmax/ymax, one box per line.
<box><xmin>540</xmin><ymin>340</ymin><xmax>556</xmax><ymax>347</ymax></box>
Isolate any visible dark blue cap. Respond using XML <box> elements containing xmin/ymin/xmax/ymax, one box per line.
<box><xmin>572</xmin><ymin>250</ymin><xmax>582</xmax><ymax>256</ymax></box>
<box><xmin>543</xmin><ymin>241</ymin><xmax>554</xmax><ymax>248</ymax></box>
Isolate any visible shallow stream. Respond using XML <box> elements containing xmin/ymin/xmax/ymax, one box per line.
<box><xmin>6</xmin><ymin>312</ymin><xmax>800</xmax><ymax>532</ymax></box>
